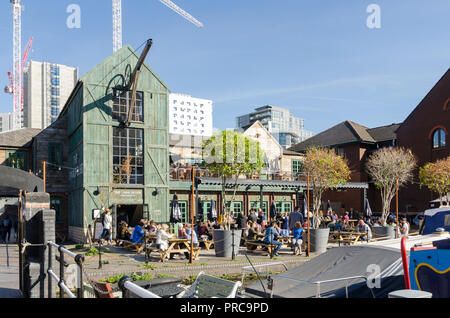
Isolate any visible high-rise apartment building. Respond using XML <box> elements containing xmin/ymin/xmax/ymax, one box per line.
<box><xmin>236</xmin><ymin>105</ymin><xmax>313</xmax><ymax>149</ymax></box>
<box><xmin>0</xmin><ymin>113</ymin><xmax>13</xmax><ymax>133</ymax></box>
<box><xmin>23</xmin><ymin>61</ymin><xmax>78</xmax><ymax>129</ymax></box>
<box><xmin>169</xmin><ymin>93</ymin><xmax>213</xmax><ymax>137</ymax></box>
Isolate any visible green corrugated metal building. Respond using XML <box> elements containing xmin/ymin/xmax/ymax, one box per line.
<box><xmin>57</xmin><ymin>44</ymin><xmax>170</xmax><ymax>242</ymax></box>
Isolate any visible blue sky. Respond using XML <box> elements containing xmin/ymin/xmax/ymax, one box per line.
<box><xmin>0</xmin><ymin>0</ymin><xmax>449</xmax><ymax>134</ymax></box>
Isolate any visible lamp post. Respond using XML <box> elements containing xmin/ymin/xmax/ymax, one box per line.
<box><xmin>307</xmin><ymin>168</ymin><xmax>310</xmax><ymax>258</ymax></box>
<box><xmin>190</xmin><ymin>165</ymin><xmax>196</xmax><ymax>264</ymax></box>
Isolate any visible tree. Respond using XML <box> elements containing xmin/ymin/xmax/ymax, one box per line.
<box><xmin>202</xmin><ymin>130</ymin><xmax>265</xmax><ymax>229</ymax></box>
<box><xmin>366</xmin><ymin>147</ymin><xmax>417</xmax><ymax>225</ymax></box>
<box><xmin>303</xmin><ymin>147</ymin><xmax>351</xmax><ymax>229</ymax></box>
<box><xmin>419</xmin><ymin>156</ymin><xmax>450</xmax><ymax>207</ymax></box>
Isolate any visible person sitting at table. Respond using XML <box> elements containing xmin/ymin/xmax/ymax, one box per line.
<box><xmin>131</xmin><ymin>221</ymin><xmax>147</xmax><ymax>244</ymax></box>
<box><xmin>264</xmin><ymin>222</ymin><xmax>282</xmax><ymax>256</ymax></box>
<box><xmin>183</xmin><ymin>224</ymin><xmax>199</xmax><ymax>260</ymax></box>
<box><xmin>356</xmin><ymin>219</ymin><xmax>372</xmax><ymax>241</ymax></box>
<box><xmin>292</xmin><ymin>222</ymin><xmax>304</xmax><ymax>256</ymax></box>
<box><xmin>156</xmin><ymin>224</ymin><xmax>171</xmax><ymax>251</ymax></box>
<box><xmin>327</xmin><ymin>218</ymin><xmax>336</xmax><ymax>231</ymax></box>
<box><xmin>334</xmin><ymin>219</ymin><xmax>344</xmax><ymax>232</ymax></box>
<box><xmin>117</xmin><ymin>221</ymin><xmax>132</xmax><ymax>242</ymax></box>
<box><xmin>343</xmin><ymin>212</ymin><xmax>350</xmax><ymax>222</ymax></box>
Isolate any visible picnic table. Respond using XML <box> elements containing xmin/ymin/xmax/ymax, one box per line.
<box><xmin>199</xmin><ymin>237</ymin><xmax>214</xmax><ymax>251</ymax></box>
<box><xmin>256</xmin><ymin>233</ymin><xmax>292</xmax><ymax>246</ymax></box>
<box><xmin>328</xmin><ymin>231</ymin><xmax>368</xmax><ymax>245</ymax></box>
<box><xmin>146</xmin><ymin>238</ymin><xmax>201</xmax><ymax>262</ymax></box>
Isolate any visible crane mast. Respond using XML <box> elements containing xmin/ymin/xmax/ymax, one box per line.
<box><xmin>11</xmin><ymin>0</ymin><xmax>22</xmax><ymax>130</ymax></box>
<box><xmin>112</xmin><ymin>0</ymin><xmax>122</xmax><ymax>52</ymax></box>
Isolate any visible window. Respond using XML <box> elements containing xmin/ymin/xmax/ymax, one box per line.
<box><xmin>51</xmin><ymin>196</ymin><xmax>63</xmax><ymax>224</ymax></box>
<box><xmin>250</xmin><ymin>201</ymin><xmax>268</xmax><ymax>218</ymax></box>
<box><xmin>7</xmin><ymin>151</ymin><xmax>27</xmax><ymax>171</ymax></box>
<box><xmin>50</xmin><ymin>65</ymin><xmax>60</xmax><ymax>76</ymax></box>
<box><xmin>113</xmin><ymin>127</ymin><xmax>144</xmax><ymax>184</ymax></box>
<box><xmin>432</xmin><ymin>129</ymin><xmax>446</xmax><ymax>149</ymax></box>
<box><xmin>227</xmin><ymin>201</ymin><xmax>242</xmax><ymax>217</ymax></box>
<box><xmin>51</xmin><ymin>98</ymin><xmax>60</xmax><ymax>106</ymax></box>
<box><xmin>112</xmin><ymin>89</ymin><xmax>143</xmax><ymax>123</ymax></box>
<box><xmin>51</xmin><ymin>77</ymin><xmax>60</xmax><ymax>86</ymax></box>
<box><xmin>292</xmin><ymin>159</ymin><xmax>303</xmax><ymax>175</ymax></box>
<box><xmin>51</xmin><ymin>87</ymin><xmax>60</xmax><ymax>96</ymax></box>
<box><xmin>48</xmin><ymin>143</ymin><xmax>63</xmax><ymax>169</ymax></box>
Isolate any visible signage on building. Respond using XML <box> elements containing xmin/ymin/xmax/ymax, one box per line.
<box><xmin>110</xmin><ymin>188</ymin><xmax>143</xmax><ymax>204</ymax></box>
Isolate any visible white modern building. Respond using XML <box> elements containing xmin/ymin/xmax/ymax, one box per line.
<box><xmin>236</xmin><ymin>105</ymin><xmax>314</xmax><ymax>149</ymax></box>
<box><xmin>23</xmin><ymin>61</ymin><xmax>78</xmax><ymax>129</ymax></box>
<box><xmin>169</xmin><ymin>93</ymin><xmax>213</xmax><ymax>137</ymax></box>
<box><xmin>0</xmin><ymin>113</ymin><xmax>13</xmax><ymax>133</ymax></box>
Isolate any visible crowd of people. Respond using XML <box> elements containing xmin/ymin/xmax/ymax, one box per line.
<box><xmin>96</xmin><ymin>204</ymin><xmax>412</xmax><ymax>258</ymax></box>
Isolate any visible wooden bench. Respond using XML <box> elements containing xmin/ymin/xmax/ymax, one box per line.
<box><xmin>176</xmin><ymin>271</ymin><xmax>242</xmax><ymax>298</ymax></box>
<box><xmin>199</xmin><ymin>239</ymin><xmax>214</xmax><ymax>251</ymax></box>
<box><xmin>146</xmin><ymin>246</ymin><xmax>201</xmax><ymax>262</ymax></box>
<box><xmin>118</xmin><ymin>239</ymin><xmax>145</xmax><ymax>254</ymax></box>
<box><xmin>245</xmin><ymin>240</ymin><xmax>279</xmax><ymax>255</ymax></box>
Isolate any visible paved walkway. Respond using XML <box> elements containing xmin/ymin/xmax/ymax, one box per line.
<box><xmin>0</xmin><ymin>238</ymin><xmax>22</xmax><ymax>298</ymax></box>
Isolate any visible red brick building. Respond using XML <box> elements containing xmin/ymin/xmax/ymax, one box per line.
<box><xmin>288</xmin><ymin>120</ymin><xmax>399</xmax><ymax>214</ymax></box>
<box><xmin>396</xmin><ymin>69</ymin><xmax>450</xmax><ymax>212</ymax></box>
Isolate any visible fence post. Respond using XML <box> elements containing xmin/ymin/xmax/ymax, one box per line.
<box><xmin>118</xmin><ymin>276</ymin><xmax>132</xmax><ymax>298</ymax></box>
<box><xmin>58</xmin><ymin>246</ymin><xmax>65</xmax><ymax>299</ymax></box>
<box><xmin>98</xmin><ymin>240</ymin><xmax>102</xmax><ymax>269</ymax></box>
<box><xmin>75</xmin><ymin>254</ymin><xmax>85</xmax><ymax>298</ymax></box>
<box><xmin>48</xmin><ymin>243</ymin><xmax>52</xmax><ymax>299</ymax></box>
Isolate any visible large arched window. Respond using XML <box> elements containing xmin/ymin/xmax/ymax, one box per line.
<box><xmin>432</xmin><ymin>129</ymin><xmax>446</xmax><ymax>149</ymax></box>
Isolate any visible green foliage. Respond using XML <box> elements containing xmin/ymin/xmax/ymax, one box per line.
<box><xmin>74</xmin><ymin>244</ymin><xmax>85</xmax><ymax>250</ymax></box>
<box><xmin>157</xmin><ymin>274</ymin><xmax>171</xmax><ymax>278</ymax></box>
<box><xmin>141</xmin><ymin>263</ymin><xmax>157</xmax><ymax>270</ymax></box>
<box><xmin>100</xmin><ymin>274</ymin><xmax>124</xmax><ymax>284</ymax></box>
<box><xmin>85</xmin><ymin>247</ymin><xmax>101</xmax><ymax>256</ymax></box>
<box><xmin>419</xmin><ymin>157</ymin><xmax>450</xmax><ymax>205</ymax></box>
<box><xmin>202</xmin><ymin>130</ymin><xmax>266</xmax><ymax>228</ymax></box>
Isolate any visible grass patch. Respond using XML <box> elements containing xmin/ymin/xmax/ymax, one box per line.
<box><xmin>100</xmin><ymin>272</ymin><xmax>154</xmax><ymax>284</ymax></box>
<box><xmin>74</xmin><ymin>244</ymin><xmax>85</xmax><ymax>250</ymax></box>
<box><xmin>157</xmin><ymin>274</ymin><xmax>171</xmax><ymax>279</ymax></box>
<box><xmin>141</xmin><ymin>263</ymin><xmax>157</xmax><ymax>270</ymax></box>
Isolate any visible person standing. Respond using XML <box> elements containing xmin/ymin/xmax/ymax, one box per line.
<box><xmin>289</xmin><ymin>206</ymin><xmax>303</xmax><ymax>231</ymax></box>
<box><xmin>3</xmin><ymin>215</ymin><xmax>12</xmax><ymax>243</ymax></box>
<box><xmin>236</xmin><ymin>211</ymin><xmax>247</xmax><ymax>230</ymax></box>
<box><xmin>257</xmin><ymin>209</ymin><xmax>265</xmax><ymax>225</ymax></box>
<box><xmin>101</xmin><ymin>209</ymin><xmax>113</xmax><ymax>245</ymax></box>
<box><xmin>292</xmin><ymin>222</ymin><xmax>304</xmax><ymax>256</ymax></box>
<box><xmin>248</xmin><ymin>209</ymin><xmax>258</xmax><ymax>223</ymax></box>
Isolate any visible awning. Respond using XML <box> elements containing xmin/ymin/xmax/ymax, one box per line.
<box><xmin>197</xmin><ymin>177</ymin><xmax>369</xmax><ymax>190</ymax></box>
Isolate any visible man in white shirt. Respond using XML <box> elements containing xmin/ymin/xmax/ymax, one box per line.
<box><xmin>101</xmin><ymin>208</ymin><xmax>113</xmax><ymax>245</ymax></box>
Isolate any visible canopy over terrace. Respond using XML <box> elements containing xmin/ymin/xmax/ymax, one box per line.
<box><xmin>195</xmin><ymin>177</ymin><xmax>369</xmax><ymax>214</ymax></box>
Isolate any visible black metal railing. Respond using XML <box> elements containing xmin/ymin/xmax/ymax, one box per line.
<box><xmin>47</xmin><ymin>241</ymin><xmax>85</xmax><ymax>299</ymax></box>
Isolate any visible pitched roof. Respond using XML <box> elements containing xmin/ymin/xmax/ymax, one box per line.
<box><xmin>0</xmin><ymin>128</ymin><xmax>42</xmax><ymax>148</ymax></box>
<box><xmin>367</xmin><ymin>123</ymin><xmax>401</xmax><ymax>142</ymax></box>
<box><xmin>288</xmin><ymin>120</ymin><xmax>400</xmax><ymax>152</ymax></box>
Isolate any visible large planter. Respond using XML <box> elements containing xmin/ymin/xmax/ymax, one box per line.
<box><xmin>372</xmin><ymin>226</ymin><xmax>396</xmax><ymax>239</ymax></box>
<box><xmin>212</xmin><ymin>229</ymin><xmax>242</xmax><ymax>258</ymax></box>
<box><xmin>309</xmin><ymin>228</ymin><xmax>330</xmax><ymax>254</ymax></box>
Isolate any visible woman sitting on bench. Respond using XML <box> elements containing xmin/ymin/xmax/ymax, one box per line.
<box><xmin>155</xmin><ymin>224</ymin><xmax>171</xmax><ymax>251</ymax></box>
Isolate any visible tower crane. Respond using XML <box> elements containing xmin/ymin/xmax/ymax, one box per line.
<box><xmin>10</xmin><ymin>0</ymin><xmax>22</xmax><ymax>130</ymax></box>
<box><xmin>112</xmin><ymin>0</ymin><xmax>203</xmax><ymax>53</ymax></box>
<box><xmin>5</xmin><ymin>37</ymin><xmax>33</xmax><ymax>120</ymax></box>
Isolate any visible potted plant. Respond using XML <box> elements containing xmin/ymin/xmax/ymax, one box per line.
<box><xmin>202</xmin><ymin>130</ymin><xmax>265</xmax><ymax>257</ymax></box>
<box><xmin>304</xmin><ymin>147</ymin><xmax>351</xmax><ymax>253</ymax></box>
<box><xmin>366</xmin><ymin>147</ymin><xmax>416</xmax><ymax>238</ymax></box>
